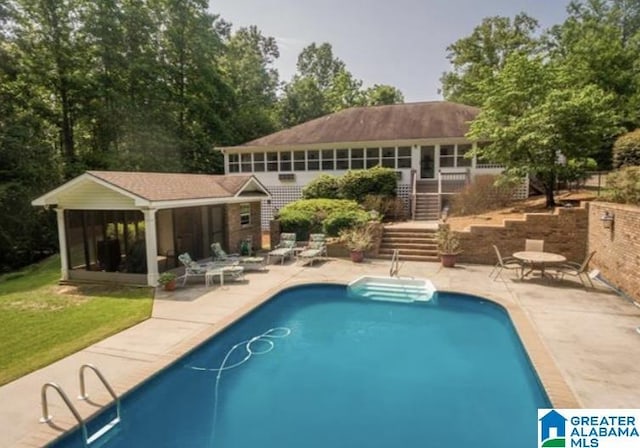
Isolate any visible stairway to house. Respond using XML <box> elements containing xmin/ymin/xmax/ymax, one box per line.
<box><xmin>377</xmin><ymin>227</ymin><xmax>439</xmax><ymax>262</ymax></box>
<box><xmin>414</xmin><ymin>194</ymin><xmax>440</xmax><ymax>220</ymax></box>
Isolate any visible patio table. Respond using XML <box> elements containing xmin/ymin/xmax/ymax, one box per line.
<box><xmin>513</xmin><ymin>251</ymin><xmax>566</xmax><ymax>280</ymax></box>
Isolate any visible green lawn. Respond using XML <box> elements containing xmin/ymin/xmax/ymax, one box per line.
<box><xmin>0</xmin><ymin>256</ymin><xmax>153</xmax><ymax>385</ymax></box>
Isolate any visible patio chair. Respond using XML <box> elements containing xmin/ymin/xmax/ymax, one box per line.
<box><xmin>177</xmin><ymin>253</ymin><xmax>210</xmax><ymax>286</ymax></box>
<box><xmin>210</xmin><ymin>242</ymin><xmax>266</xmax><ymax>271</ymax></box>
<box><xmin>525</xmin><ymin>239</ymin><xmax>544</xmax><ymax>252</ymax></box>
<box><xmin>268</xmin><ymin>232</ymin><xmax>296</xmax><ymax>265</ymax></box>
<box><xmin>489</xmin><ymin>245</ymin><xmax>522</xmax><ymax>281</ymax></box>
<box><xmin>554</xmin><ymin>251</ymin><xmax>596</xmax><ymax>288</ymax></box>
<box><xmin>297</xmin><ymin>234</ymin><xmax>327</xmax><ymax>266</ymax></box>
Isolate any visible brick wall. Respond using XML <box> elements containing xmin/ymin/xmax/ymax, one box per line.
<box><xmin>588</xmin><ymin>202</ymin><xmax>640</xmax><ymax>301</ymax></box>
<box><xmin>456</xmin><ymin>204</ymin><xmax>589</xmax><ymax>265</ymax></box>
<box><xmin>225</xmin><ymin>202</ymin><xmax>263</xmax><ymax>254</ymax></box>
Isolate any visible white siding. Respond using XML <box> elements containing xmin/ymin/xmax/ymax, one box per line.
<box><xmin>57</xmin><ymin>180</ymin><xmax>137</xmax><ymax>209</ymax></box>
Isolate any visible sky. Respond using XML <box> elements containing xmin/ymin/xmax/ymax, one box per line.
<box><xmin>208</xmin><ymin>0</ymin><xmax>570</xmax><ymax>102</ymax></box>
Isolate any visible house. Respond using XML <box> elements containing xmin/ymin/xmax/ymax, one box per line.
<box><xmin>218</xmin><ymin>101</ymin><xmax>527</xmax><ymax>228</ymax></box>
<box><xmin>539</xmin><ymin>410</ymin><xmax>567</xmax><ymax>441</ymax></box>
<box><xmin>32</xmin><ymin>171</ymin><xmax>270</xmax><ymax>286</ymax></box>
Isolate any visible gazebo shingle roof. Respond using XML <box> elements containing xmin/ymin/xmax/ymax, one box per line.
<box><xmin>231</xmin><ymin>101</ymin><xmax>479</xmax><ymax>148</ymax></box>
<box><xmin>88</xmin><ymin>171</ymin><xmax>253</xmax><ymax>201</ymax></box>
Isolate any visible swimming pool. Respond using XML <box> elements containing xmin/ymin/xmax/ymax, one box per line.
<box><xmin>51</xmin><ymin>284</ymin><xmax>549</xmax><ymax>447</ymax></box>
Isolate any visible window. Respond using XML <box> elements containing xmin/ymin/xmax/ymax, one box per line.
<box><xmin>457</xmin><ymin>144</ymin><xmax>472</xmax><ymax>167</ymax></box>
<box><xmin>351</xmin><ymin>148</ymin><xmax>364</xmax><ymax>169</ymax></box>
<box><xmin>267</xmin><ymin>152</ymin><xmax>278</xmax><ymax>172</ymax></box>
<box><xmin>253</xmin><ymin>153</ymin><xmax>265</xmax><ymax>172</ymax></box>
<box><xmin>366</xmin><ymin>147</ymin><xmax>380</xmax><ymax>168</ymax></box>
<box><xmin>241</xmin><ymin>153</ymin><xmax>252</xmax><ymax>172</ymax></box>
<box><xmin>228</xmin><ymin>154</ymin><xmax>239</xmax><ymax>173</ymax></box>
<box><xmin>397</xmin><ymin>146</ymin><xmax>412</xmax><ymax>168</ymax></box>
<box><xmin>240</xmin><ymin>204</ymin><xmax>251</xmax><ymax>226</ymax></box>
<box><xmin>381</xmin><ymin>147</ymin><xmax>395</xmax><ymax>168</ymax></box>
<box><xmin>294</xmin><ymin>151</ymin><xmax>306</xmax><ymax>171</ymax></box>
<box><xmin>322</xmin><ymin>149</ymin><xmax>334</xmax><ymax>170</ymax></box>
<box><xmin>439</xmin><ymin>145</ymin><xmax>455</xmax><ymax>168</ymax></box>
<box><xmin>336</xmin><ymin>149</ymin><xmax>349</xmax><ymax>170</ymax></box>
<box><xmin>280</xmin><ymin>151</ymin><xmax>292</xmax><ymax>171</ymax></box>
<box><xmin>308</xmin><ymin>150</ymin><xmax>320</xmax><ymax>170</ymax></box>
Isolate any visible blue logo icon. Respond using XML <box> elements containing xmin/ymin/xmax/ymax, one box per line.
<box><xmin>540</xmin><ymin>410</ymin><xmax>567</xmax><ymax>447</ymax></box>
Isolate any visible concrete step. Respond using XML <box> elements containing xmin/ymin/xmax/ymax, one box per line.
<box><xmin>381</xmin><ymin>235</ymin><xmax>437</xmax><ymax>241</ymax></box>
<box><xmin>374</xmin><ymin>254</ymin><xmax>440</xmax><ymax>262</ymax></box>
<box><xmin>379</xmin><ymin>248</ymin><xmax>439</xmax><ymax>257</ymax></box>
<box><xmin>380</xmin><ymin>243</ymin><xmax>438</xmax><ymax>250</ymax></box>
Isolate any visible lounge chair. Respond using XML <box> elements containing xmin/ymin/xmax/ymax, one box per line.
<box><xmin>489</xmin><ymin>245</ymin><xmax>522</xmax><ymax>281</ymax></box>
<box><xmin>210</xmin><ymin>242</ymin><xmax>266</xmax><ymax>271</ymax></box>
<box><xmin>268</xmin><ymin>232</ymin><xmax>296</xmax><ymax>265</ymax></box>
<box><xmin>554</xmin><ymin>251</ymin><xmax>596</xmax><ymax>288</ymax></box>
<box><xmin>177</xmin><ymin>253</ymin><xmax>210</xmax><ymax>286</ymax></box>
<box><xmin>297</xmin><ymin>234</ymin><xmax>327</xmax><ymax>266</ymax></box>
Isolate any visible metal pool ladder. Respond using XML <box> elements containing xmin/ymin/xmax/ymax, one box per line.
<box><xmin>40</xmin><ymin>364</ymin><xmax>121</xmax><ymax>444</ymax></box>
<box><xmin>390</xmin><ymin>249</ymin><xmax>400</xmax><ymax>277</ymax></box>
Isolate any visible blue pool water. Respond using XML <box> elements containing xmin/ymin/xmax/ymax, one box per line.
<box><xmin>51</xmin><ymin>284</ymin><xmax>549</xmax><ymax>448</ymax></box>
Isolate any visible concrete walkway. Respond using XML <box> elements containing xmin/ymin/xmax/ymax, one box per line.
<box><xmin>2</xmin><ymin>258</ymin><xmax>640</xmax><ymax>447</ymax></box>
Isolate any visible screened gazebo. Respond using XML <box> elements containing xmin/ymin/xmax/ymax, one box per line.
<box><xmin>32</xmin><ymin>171</ymin><xmax>270</xmax><ymax>286</ymax></box>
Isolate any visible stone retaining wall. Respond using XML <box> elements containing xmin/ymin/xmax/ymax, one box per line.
<box><xmin>456</xmin><ymin>204</ymin><xmax>589</xmax><ymax>266</ymax></box>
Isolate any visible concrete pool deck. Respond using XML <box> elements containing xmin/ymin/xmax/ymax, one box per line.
<box><xmin>2</xmin><ymin>258</ymin><xmax>640</xmax><ymax>447</ymax></box>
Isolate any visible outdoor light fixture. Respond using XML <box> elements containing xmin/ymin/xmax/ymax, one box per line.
<box><xmin>600</xmin><ymin>210</ymin><xmax>614</xmax><ymax>229</ymax></box>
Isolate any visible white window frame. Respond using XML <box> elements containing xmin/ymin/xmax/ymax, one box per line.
<box><xmin>240</xmin><ymin>203</ymin><xmax>251</xmax><ymax>227</ymax></box>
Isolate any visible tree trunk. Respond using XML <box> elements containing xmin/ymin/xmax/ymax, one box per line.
<box><xmin>543</xmin><ymin>172</ymin><xmax>556</xmax><ymax>208</ymax></box>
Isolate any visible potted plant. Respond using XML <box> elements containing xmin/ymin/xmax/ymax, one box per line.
<box><xmin>339</xmin><ymin>224</ymin><xmax>374</xmax><ymax>263</ymax></box>
<box><xmin>437</xmin><ymin>226</ymin><xmax>462</xmax><ymax>268</ymax></box>
<box><xmin>158</xmin><ymin>272</ymin><xmax>177</xmax><ymax>291</ymax></box>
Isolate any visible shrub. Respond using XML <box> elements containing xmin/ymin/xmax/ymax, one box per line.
<box><xmin>339</xmin><ymin>223</ymin><xmax>375</xmax><ymax>252</ymax></box>
<box><xmin>322</xmin><ymin>209</ymin><xmax>370</xmax><ymax>236</ymax></box>
<box><xmin>302</xmin><ymin>174</ymin><xmax>341</xmax><ymax>199</ymax></box>
<box><xmin>450</xmin><ymin>175</ymin><xmax>518</xmax><ymax>216</ymax></box>
<box><xmin>558</xmin><ymin>158</ymin><xmax>597</xmax><ymax>190</ymax></box>
<box><xmin>361</xmin><ymin>194</ymin><xmax>406</xmax><ymax>221</ymax></box>
<box><xmin>613</xmin><ymin>129</ymin><xmax>640</xmax><ymax>169</ymax></box>
<box><xmin>279</xmin><ymin>199</ymin><xmax>364</xmax><ymax>240</ymax></box>
<box><xmin>339</xmin><ymin>166</ymin><xmax>397</xmax><ymax>200</ymax></box>
<box><xmin>604</xmin><ymin>166</ymin><xmax>640</xmax><ymax>204</ymax></box>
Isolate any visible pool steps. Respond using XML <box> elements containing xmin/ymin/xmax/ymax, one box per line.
<box><xmin>40</xmin><ymin>364</ymin><xmax>121</xmax><ymax>445</ymax></box>
<box><xmin>348</xmin><ymin>276</ymin><xmax>436</xmax><ymax>302</ymax></box>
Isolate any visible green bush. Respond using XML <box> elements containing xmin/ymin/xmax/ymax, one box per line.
<box><xmin>613</xmin><ymin>129</ymin><xmax>640</xmax><ymax>169</ymax></box>
<box><xmin>279</xmin><ymin>199</ymin><xmax>364</xmax><ymax>240</ymax></box>
<box><xmin>302</xmin><ymin>174</ymin><xmax>341</xmax><ymax>199</ymax></box>
<box><xmin>322</xmin><ymin>209</ymin><xmax>370</xmax><ymax>236</ymax></box>
<box><xmin>558</xmin><ymin>158</ymin><xmax>597</xmax><ymax>189</ymax></box>
<box><xmin>604</xmin><ymin>166</ymin><xmax>640</xmax><ymax>204</ymax></box>
<box><xmin>339</xmin><ymin>166</ymin><xmax>397</xmax><ymax>200</ymax></box>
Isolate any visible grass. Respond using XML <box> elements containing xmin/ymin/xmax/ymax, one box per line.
<box><xmin>0</xmin><ymin>255</ymin><xmax>153</xmax><ymax>385</ymax></box>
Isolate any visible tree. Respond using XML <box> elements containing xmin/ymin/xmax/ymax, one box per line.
<box><xmin>467</xmin><ymin>54</ymin><xmax>620</xmax><ymax>207</ymax></box>
<box><xmin>277</xmin><ymin>76</ymin><xmax>328</xmax><ymax>128</ymax></box>
<box><xmin>544</xmin><ymin>0</ymin><xmax>640</xmax><ymax>133</ymax></box>
<box><xmin>363</xmin><ymin>84</ymin><xmax>404</xmax><ymax>106</ymax></box>
<box><xmin>296</xmin><ymin>42</ymin><xmax>346</xmax><ymax>91</ymax></box>
<box><xmin>221</xmin><ymin>25</ymin><xmax>280</xmax><ymax>143</ymax></box>
<box><xmin>278</xmin><ymin>42</ymin><xmax>404</xmax><ymax>126</ymax></box>
<box><xmin>440</xmin><ymin>13</ymin><xmax>540</xmax><ymax>106</ymax></box>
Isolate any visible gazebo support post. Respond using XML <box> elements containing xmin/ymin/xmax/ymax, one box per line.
<box><xmin>143</xmin><ymin>209</ymin><xmax>159</xmax><ymax>287</ymax></box>
<box><xmin>56</xmin><ymin>208</ymin><xmax>69</xmax><ymax>281</ymax></box>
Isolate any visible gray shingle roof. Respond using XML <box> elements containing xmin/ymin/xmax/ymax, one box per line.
<box><xmin>88</xmin><ymin>171</ymin><xmax>254</xmax><ymax>201</ymax></box>
<box><xmin>231</xmin><ymin>101</ymin><xmax>479</xmax><ymax>148</ymax></box>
